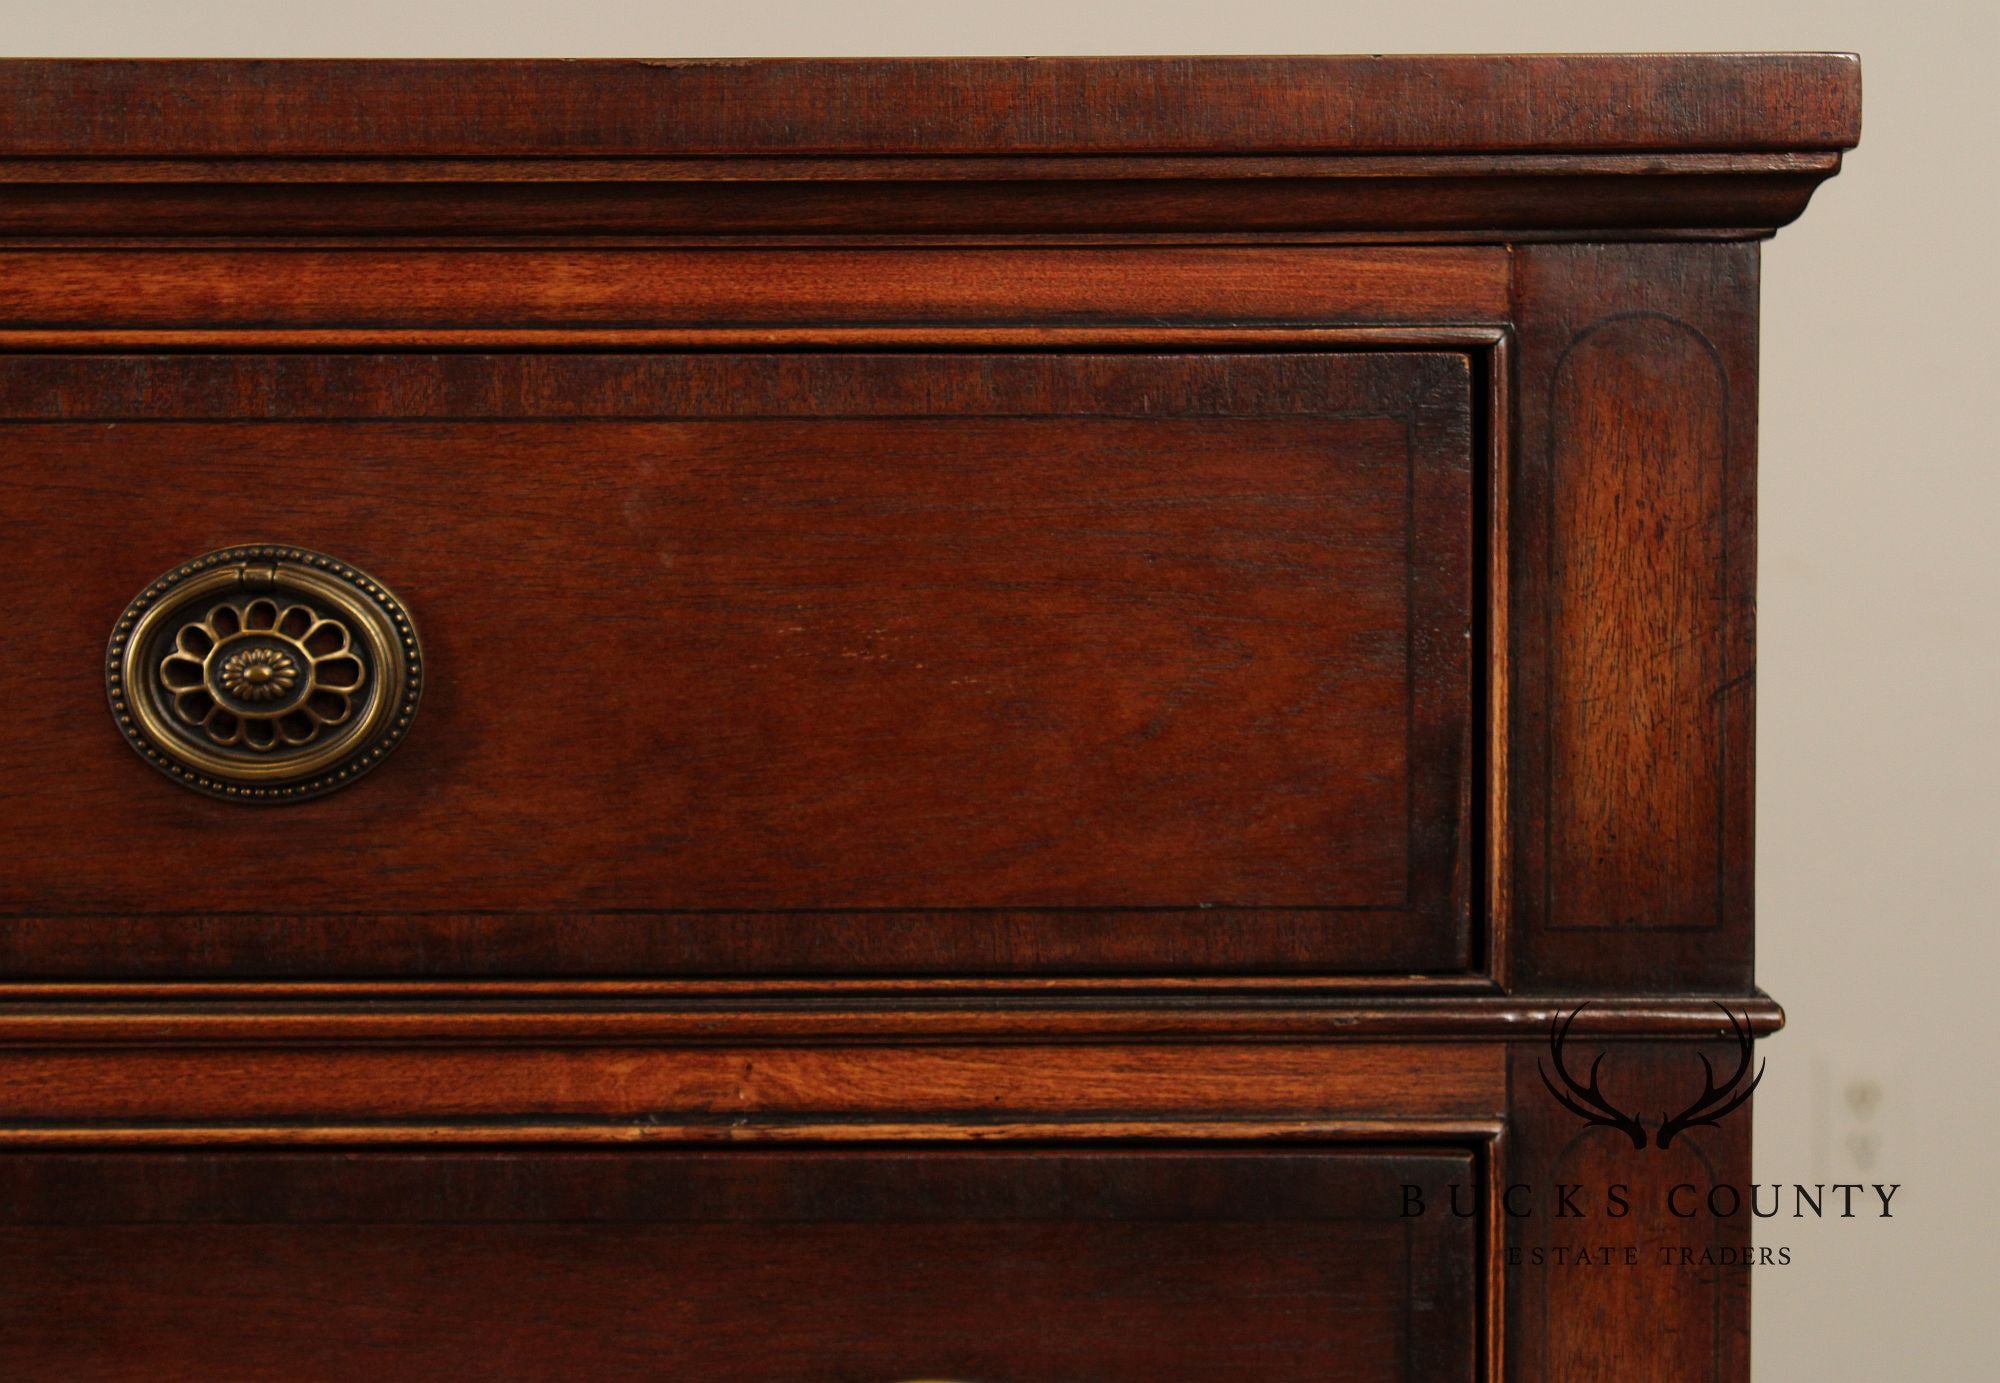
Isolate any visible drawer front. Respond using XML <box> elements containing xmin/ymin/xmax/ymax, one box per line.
<box><xmin>0</xmin><ymin>1147</ymin><xmax>1480</xmax><ymax>1380</ymax></box>
<box><xmin>0</xmin><ymin>350</ymin><xmax>1476</xmax><ymax>979</ymax></box>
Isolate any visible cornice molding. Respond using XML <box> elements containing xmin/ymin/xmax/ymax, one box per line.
<box><xmin>0</xmin><ymin>56</ymin><xmax>1862</xmax><ymax>157</ymax></box>
<box><xmin>0</xmin><ymin>57</ymin><xmax>1860</xmax><ymax>239</ymax></box>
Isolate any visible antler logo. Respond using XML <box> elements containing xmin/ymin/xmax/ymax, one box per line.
<box><xmin>1538</xmin><ymin>1003</ymin><xmax>1648</xmax><ymax>1148</ymax></box>
<box><xmin>1539</xmin><ymin>1002</ymin><xmax>1765</xmax><ymax>1150</ymax></box>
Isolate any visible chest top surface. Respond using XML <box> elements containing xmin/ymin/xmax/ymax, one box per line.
<box><xmin>0</xmin><ymin>54</ymin><xmax>1859</xmax><ymax>239</ymax></box>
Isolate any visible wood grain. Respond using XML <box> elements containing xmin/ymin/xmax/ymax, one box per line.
<box><xmin>0</xmin><ymin>56</ymin><xmax>1860</xmax><ymax>157</ymax></box>
<box><xmin>0</xmin><ymin>994</ymin><xmax>1787</xmax><ymax>1045</ymax></box>
<box><xmin>0</xmin><ymin>56</ymin><xmax>1859</xmax><ymax>241</ymax></box>
<box><xmin>0</xmin><ymin>55</ymin><xmax>1863</xmax><ymax>1382</ymax></box>
<box><xmin>0</xmin><ymin>154</ymin><xmax>1845</xmax><ymax>240</ymax></box>
<box><xmin>1549</xmin><ymin>315</ymin><xmax>1727</xmax><ymax>930</ymax></box>
<box><xmin>0</xmin><ymin>1041</ymin><xmax>1505</xmax><ymax>1126</ymax></box>
<box><xmin>0</xmin><ymin>245</ymin><xmax>1510</xmax><ymax>329</ymax></box>
<box><xmin>1509</xmin><ymin>243</ymin><xmax>1760</xmax><ymax>991</ymax></box>
<box><xmin>1503</xmin><ymin>1041</ymin><xmax>1753</xmax><ymax>1382</ymax></box>
<box><xmin>0</xmin><ymin>350</ymin><xmax>1478</xmax><ymax>980</ymax></box>
<box><xmin>0</xmin><ymin>1147</ymin><xmax>1480</xmax><ymax>1381</ymax></box>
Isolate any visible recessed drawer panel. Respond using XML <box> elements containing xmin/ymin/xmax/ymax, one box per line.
<box><xmin>0</xmin><ymin>1147</ymin><xmax>1481</xmax><ymax>1381</ymax></box>
<box><xmin>0</xmin><ymin>350</ymin><xmax>1476</xmax><ymax>979</ymax></box>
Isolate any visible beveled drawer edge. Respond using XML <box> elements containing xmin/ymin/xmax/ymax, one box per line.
<box><xmin>0</xmin><ymin>322</ymin><xmax>1515</xmax><ymax>994</ymax></box>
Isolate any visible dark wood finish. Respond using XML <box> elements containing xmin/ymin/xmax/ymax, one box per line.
<box><xmin>0</xmin><ymin>56</ymin><xmax>1859</xmax><ymax>157</ymax></box>
<box><xmin>1508</xmin><ymin>243</ymin><xmax>1761</xmax><ymax>992</ymax></box>
<box><xmin>0</xmin><ymin>56</ymin><xmax>1858</xmax><ymax>1382</ymax></box>
<box><xmin>0</xmin><ymin>246</ymin><xmax>1510</xmax><ymax>329</ymax></box>
<box><xmin>1500</xmin><ymin>1040</ymin><xmax>1754</xmax><ymax>1381</ymax></box>
<box><xmin>0</xmin><ymin>1148</ymin><xmax>1480</xmax><ymax>1381</ymax></box>
<box><xmin>0</xmin><ymin>153</ymin><xmax>1844</xmax><ymax>240</ymax></box>
<box><xmin>0</xmin><ymin>350</ymin><xmax>1474</xmax><ymax>979</ymax></box>
<box><xmin>0</xmin><ymin>58</ymin><xmax>1858</xmax><ymax>240</ymax></box>
<box><xmin>0</xmin><ymin>1037</ymin><xmax>1505</xmax><ymax>1130</ymax></box>
<box><xmin>0</xmin><ymin>994</ymin><xmax>1788</xmax><ymax>1042</ymax></box>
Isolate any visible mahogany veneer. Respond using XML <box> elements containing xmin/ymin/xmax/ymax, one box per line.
<box><xmin>0</xmin><ymin>56</ymin><xmax>1858</xmax><ymax>1380</ymax></box>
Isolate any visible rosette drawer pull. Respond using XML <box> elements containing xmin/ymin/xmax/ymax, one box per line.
<box><xmin>105</xmin><ymin>546</ymin><xmax>423</xmax><ymax>801</ymax></box>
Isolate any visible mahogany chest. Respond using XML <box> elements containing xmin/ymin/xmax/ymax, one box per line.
<box><xmin>0</xmin><ymin>55</ymin><xmax>1859</xmax><ymax>1379</ymax></box>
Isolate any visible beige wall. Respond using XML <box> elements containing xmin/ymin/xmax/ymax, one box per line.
<box><xmin>7</xmin><ymin>1</ymin><xmax>1995</xmax><ymax>1375</ymax></box>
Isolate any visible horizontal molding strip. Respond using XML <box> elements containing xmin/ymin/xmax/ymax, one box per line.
<box><xmin>0</xmin><ymin>245</ymin><xmax>1513</xmax><ymax>329</ymax></box>
<box><xmin>0</xmin><ymin>324</ymin><xmax>1514</xmax><ymax>353</ymax></box>
<box><xmin>0</xmin><ymin>57</ymin><xmax>1862</xmax><ymax>157</ymax></box>
<box><xmin>0</xmin><ymin>1040</ymin><xmax>1510</xmax><ymax>1126</ymax></box>
<box><xmin>0</xmin><ymin>156</ymin><xmax>1843</xmax><ymax>239</ymax></box>
<box><xmin>0</xmin><ymin>1118</ymin><xmax>1508</xmax><ymax>1149</ymax></box>
<box><xmin>0</xmin><ymin>152</ymin><xmax>1845</xmax><ymax>184</ymax></box>
<box><xmin>0</xmin><ymin>995</ymin><xmax>1784</xmax><ymax>1045</ymax></box>
<box><xmin>0</xmin><ymin>58</ymin><xmax>1859</xmax><ymax>236</ymax></box>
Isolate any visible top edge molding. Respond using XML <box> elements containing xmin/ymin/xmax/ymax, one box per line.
<box><xmin>0</xmin><ymin>56</ymin><xmax>1861</xmax><ymax>160</ymax></box>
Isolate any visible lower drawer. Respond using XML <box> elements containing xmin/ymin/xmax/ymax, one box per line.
<box><xmin>0</xmin><ymin>1146</ymin><xmax>1480</xmax><ymax>1380</ymax></box>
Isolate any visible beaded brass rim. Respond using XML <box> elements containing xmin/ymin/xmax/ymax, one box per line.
<box><xmin>106</xmin><ymin>546</ymin><xmax>423</xmax><ymax>802</ymax></box>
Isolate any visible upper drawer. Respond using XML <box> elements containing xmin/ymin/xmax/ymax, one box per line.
<box><xmin>0</xmin><ymin>349</ymin><xmax>1476</xmax><ymax>980</ymax></box>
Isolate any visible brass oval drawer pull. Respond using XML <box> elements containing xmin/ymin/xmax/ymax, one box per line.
<box><xmin>106</xmin><ymin>545</ymin><xmax>423</xmax><ymax>801</ymax></box>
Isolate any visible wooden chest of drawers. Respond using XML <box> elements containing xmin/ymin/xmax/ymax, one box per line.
<box><xmin>0</xmin><ymin>55</ymin><xmax>1858</xmax><ymax>1379</ymax></box>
